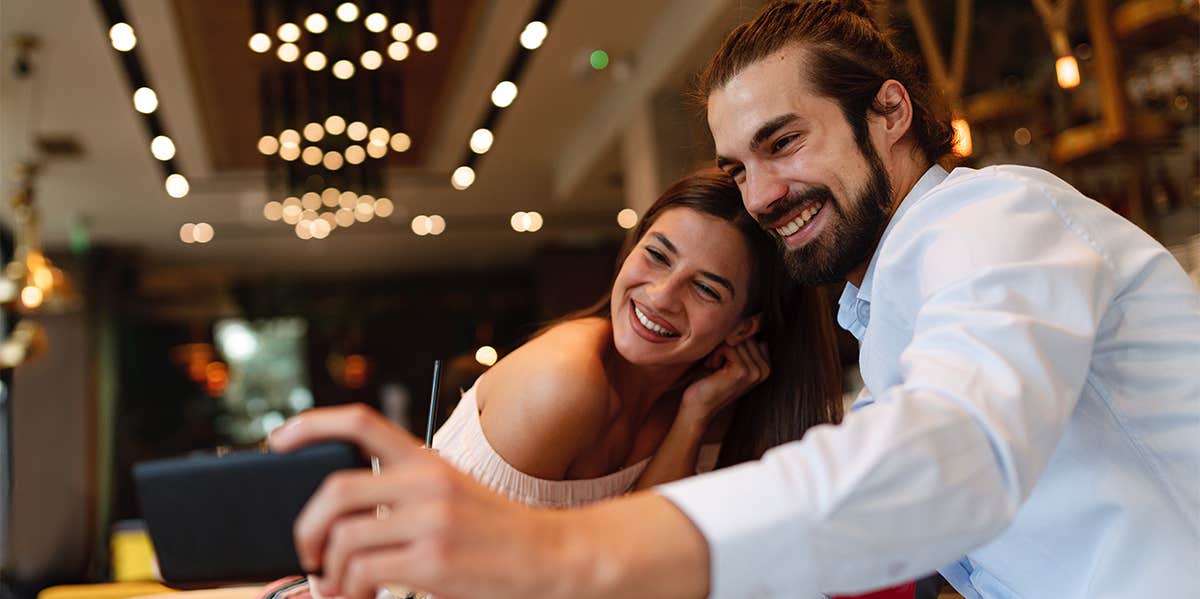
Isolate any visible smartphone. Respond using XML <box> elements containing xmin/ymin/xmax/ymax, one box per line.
<box><xmin>133</xmin><ymin>441</ymin><xmax>369</xmax><ymax>584</ymax></box>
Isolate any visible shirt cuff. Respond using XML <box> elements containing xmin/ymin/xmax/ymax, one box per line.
<box><xmin>656</xmin><ymin>455</ymin><xmax>821</xmax><ymax>598</ymax></box>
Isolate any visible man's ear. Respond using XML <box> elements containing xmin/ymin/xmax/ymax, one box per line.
<box><xmin>871</xmin><ymin>79</ymin><xmax>914</xmax><ymax>154</ymax></box>
<box><xmin>725</xmin><ymin>313</ymin><xmax>762</xmax><ymax>346</ymax></box>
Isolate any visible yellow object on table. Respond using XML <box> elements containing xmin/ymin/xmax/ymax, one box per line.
<box><xmin>37</xmin><ymin>582</ymin><xmax>174</xmax><ymax>599</ymax></box>
<box><xmin>111</xmin><ymin>526</ymin><xmax>159</xmax><ymax>582</ymax></box>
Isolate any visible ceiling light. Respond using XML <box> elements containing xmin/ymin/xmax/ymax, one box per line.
<box><xmin>451</xmin><ymin>166</ymin><xmax>476</xmax><ymax>190</ymax></box>
<box><xmin>109</xmin><ymin>23</ymin><xmax>136</xmax><ymax>52</ymax></box>
<box><xmin>263</xmin><ymin>201</ymin><xmax>283</xmax><ymax>221</ymax></box>
<box><xmin>411</xmin><ymin>215</ymin><xmax>431</xmax><ymax>235</ymax></box>
<box><xmin>391</xmin><ymin>23</ymin><xmax>413</xmax><ymax>42</ymax></box>
<box><xmin>346</xmin><ymin>121</ymin><xmax>368</xmax><ymax>141</ymax></box>
<box><xmin>390</xmin><ymin>132</ymin><xmax>411</xmax><ymax>152</ymax></box>
<box><xmin>364</xmin><ymin>12</ymin><xmax>388</xmax><ymax>32</ymax></box>
<box><xmin>510</xmin><ymin>211</ymin><xmax>528</xmax><ymax>232</ymax></box>
<box><xmin>335</xmin><ymin>209</ymin><xmax>355</xmax><ymax>227</ymax></box>
<box><xmin>469</xmin><ymin>128</ymin><xmax>493</xmax><ymax>154</ymax></box>
<box><xmin>361</xmin><ymin>50</ymin><xmax>382</xmax><ymax>70</ymax></box>
<box><xmin>323</xmin><ymin>151</ymin><xmax>344</xmax><ymax>170</ymax></box>
<box><xmin>475</xmin><ymin>346</ymin><xmax>498</xmax><ymax>366</ymax></box>
<box><xmin>368</xmin><ymin>127</ymin><xmax>389</xmax><ymax>144</ymax></box>
<box><xmin>415</xmin><ymin>32</ymin><xmax>438</xmax><ymax>52</ymax></box>
<box><xmin>387</xmin><ymin>41</ymin><xmax>410</xmax><ymax>61</ymax></box>
<box><xmin>180</xmin><ymin>223</ymin><xmax>195</xmax><ymax>243</ymax></box>
<box><xmin>277</xmin><ymin>42</ymin><xmax>300</xmax><ymax>63</ymax></box>
<box><xmin>277</xmin><ymin>23</ymin><xmax>301</xmax><ymax>42</ymax></box>
<box><xmin>248</xmin><ymin>33</ymin><xmax>271</xmax><ymax>53</ymax></box>
<box><xmin>302</xmin><ymin>192</ymin><xmax>322</xmax><ymax>211</ymax></box>
<box><xmin>322</xmin><ymin>188</ymin><xmax>341</xmax><ymax>207</ymax></box>
<box><xmin>338</xmin><ymin>191</ymin><xmax>357</xmax><ymax>210</ymax></box>
<box><xmin>344</xmin><ymin>145</ymin><xmax>365</xmax><ymax>164</ymax></box>
<box><xmin>311</xmin><ymin>218</ymin><xmax>332</xmax><ymax>239</ymax></box>
<box><xmin>526</xmin><ymin>211</ymin><xmax>543</xmax><ymax>232</ymax></box>
<box><xmin>429</xmin><ymin>215</ymin><xmax>446</xmax><ymax>235</ymax></box>
<box><xmin>303</xmin><ymin>122</ymin><xmax>325</xmax><ymax>142</ymax></box>
<box><xmin>257</xmin><ymin>135</ymin><xmax>280</xmax><ymax>155</ymax></box>
<box><xmin>279</xmin><ymin>129</ymin><xmax>301</xmax><ymax>147</ymax></box>
<box><xmin>133</xmin><ymin>87</ymin><xmax>158</xmax><ymax>113</ymax></box>
<box><xmin>520</xmin><ymin>21</ymin><xmax>548</xmax><ymax>50</ymax></box>
<box><xmin>301</xmin><ymin>146</ymin><xmax>322</xmax><ymax>165</ymax></box>
<box><xmin>304</xmin><ymin>51</ymin><xmax>327</xmax><ymax>71</ymax></box>
<box><xmin>617</xmin><ymin>208</ymin><xmax>638</xmax><ymax>229</ymax></box>
<box><xmin>193</xmin><ymin>222</ymin><xmax>214</xmax><ymax>243</ymax></box>
<box><xmin>1056</xmin><ymin>55</ymin><xmax>1080</xmax><ymax>89</ymax></box>
<box><xmin>150</xmin><ymin>135</ymin><xmax>176</xmax><ymax>161</ymax></box>
<box><xmin>280</xmin><ymin>145</ymin><xmax>301</xmax><ymax>161</ymax></box>
<box><xmin>951</xmin><ymin>118</ymin><xmax>973</xmax><ymax>157</ymax></box>
<box><xmin>165</xmin><ymin>174</ymin><xmax>190</xmax><ymax>198</ymax></box>
<box><xmin>332</xmin><ymin>60</ymin><xmax>355</xmax><ymax>79</ymax></box>
<box><xmin>374</xmin><ymin>197</ymin><xmax>394</xmax><ymax>217</ymax></box>
<box><xmin>305</xmin><ymin>13</ymin><xmax>328</xmax><ymax>34</ymax></box>
<box><xmin>295</xmin><ymin>221</ymin><xmax>314</xmax><ymax>240</ymax></box>
<box><xmin>324</xmin><ymin>115</ymin><xmax>346</xmax><ymax>135</ymax></box>
<box><xmin>366</xmin><ymin>143</ymin><xmax>387</xmax><ymax>159</ymax></box>
<box><xmin>491</xmin><ymin>81</ymin><xmax>518</xmax><ymax>107</ymax></box>
<box><xmin>336</xmin><ymin>3</ymin><xmax>359</xmax><ymax>22</ymax></box>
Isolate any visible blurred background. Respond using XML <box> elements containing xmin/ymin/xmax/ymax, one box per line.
<box><xmin>0</xmin><ymin>0</ymin><xmax>1195</xmax><ymax>595</ymax></box>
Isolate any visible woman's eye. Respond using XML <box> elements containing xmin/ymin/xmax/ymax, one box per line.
<box><xmin>645</xmin><ymin>247</ymin><xmax>668</xmax><ymax>265</ymax></box>
<box><xmin>695</xmin><ymin>282</ymin><xmax>720</xmax><ymax>301</ymax></box>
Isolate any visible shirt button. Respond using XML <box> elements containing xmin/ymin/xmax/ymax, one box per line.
<box><xmin>856</xmin><ymin>301</ymin><xmax>871</xmax><ymax>324</ymax></box>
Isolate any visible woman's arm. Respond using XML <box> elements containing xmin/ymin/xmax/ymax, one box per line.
<box><xmin>634</xmin><ymin>340</ymin><xmax>769</xmax><ymax>488</ymax></box>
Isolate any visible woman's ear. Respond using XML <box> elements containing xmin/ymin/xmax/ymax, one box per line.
<box><xmin>725</xmin><ymin>313</ymin><xmax>762</xmax><ymax>345</ymax></box>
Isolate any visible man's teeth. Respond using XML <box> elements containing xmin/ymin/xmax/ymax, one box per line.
<box><xmin>774</xmin><ymin>202</ymin><xmax>825</xmax><ymax>237</ymax></box>
<box><xmin>633</xmin><ymin>305</ymin><xmax>678</xmax><ymax>337</ymax></box>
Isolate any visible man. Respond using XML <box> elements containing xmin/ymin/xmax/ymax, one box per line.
<box><xmin>269</xmin><ymin>1</ymin><xmax>1200</xmax><ymax>597</ymax></box>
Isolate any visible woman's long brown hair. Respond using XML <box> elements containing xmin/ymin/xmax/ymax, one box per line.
<box><xmin>551</xmin><ymin>168</ymin><xmax>842</xmax><ymax>466</ymax></box>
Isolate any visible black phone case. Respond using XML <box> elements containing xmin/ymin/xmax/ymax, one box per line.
<box><xmin>133</xmin><ymin>441</ymin><xmax>369</xmax><ymax>583</ymax></box>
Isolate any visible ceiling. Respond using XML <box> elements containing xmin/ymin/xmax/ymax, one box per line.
<box><xmin>0</xmin><ymin>0</ymin><xmax>770</xmax><ymax>279</ymax></box>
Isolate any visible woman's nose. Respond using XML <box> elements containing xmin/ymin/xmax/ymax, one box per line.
<box><xmin>643</xmin><ymin>275</ymin><xmax>684</xmax><ymax>313</ymax></box>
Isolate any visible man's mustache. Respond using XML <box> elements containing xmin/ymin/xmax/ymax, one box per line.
<box><xmin>755</xmin><ymin>186</ymin><xmax>835</xmax><ymax>230</ymax></box>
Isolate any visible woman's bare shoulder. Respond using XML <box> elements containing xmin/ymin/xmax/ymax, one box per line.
<box><xmin>473</xmin><ymin>318</ymin><xmax>616</xmax><ymax>479</ymax></box>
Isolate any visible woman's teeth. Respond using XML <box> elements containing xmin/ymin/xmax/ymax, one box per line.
<box><xmin>633</xmin><ymin>304</ymin><xmax>679</xmax><ymax>337</ymax></box>
<box><xmin>774</xmin><ymin>201</ymin><xmax>824</xmax><ymax>237</ymax></box>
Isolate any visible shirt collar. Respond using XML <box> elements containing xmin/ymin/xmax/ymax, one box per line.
<box><xmin>836</xmin><ymin>164</ymin><xmax>949</xmax><ymax>331</ymax></box>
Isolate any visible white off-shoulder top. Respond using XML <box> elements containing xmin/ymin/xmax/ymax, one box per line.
<box><xmin>432</xmin><ymin>381</ymin><xmax>720</xmax><ymax>509</ymax></box>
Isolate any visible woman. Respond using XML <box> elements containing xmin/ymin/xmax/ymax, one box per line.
<box><xmin>430</xmin><ymin>168</ymin><xmax>843</xmax><ymax>507</ymax></box>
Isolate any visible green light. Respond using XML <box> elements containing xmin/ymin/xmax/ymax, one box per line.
<box><xmin>589</xmin><ymin>49</ymin><xmax>609</xmax><ymax>70</ymax></box>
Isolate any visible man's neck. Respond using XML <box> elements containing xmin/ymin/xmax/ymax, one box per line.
<box><xmin>844</xmin><ymin>158</ymin><xmax>934</xmax><ymax>288</ymax></box>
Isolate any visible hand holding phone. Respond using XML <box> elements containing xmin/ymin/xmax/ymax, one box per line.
<box><xmin>134</xmin><ymin>441</ymin><xmax>369</xmax><ymax>584</ymax></box>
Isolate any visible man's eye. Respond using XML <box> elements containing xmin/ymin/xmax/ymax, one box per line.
<box><xmin>772</xmin><ymin>135</ymin><xmax>795</xmax><ymax>153</ymax></box>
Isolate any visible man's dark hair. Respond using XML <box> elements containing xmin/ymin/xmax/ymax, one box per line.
<box><xmin>698</xmin><ymin>0</ymin><xmax>955</xmax><ymax>165</ymax></box>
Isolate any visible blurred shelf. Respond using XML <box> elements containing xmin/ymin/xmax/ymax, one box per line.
<box><xmin>1051</xmin><ymin>111</ymin><xmax>1174</xmax><ymax>162</ymax></box>
<box><xmin>962</xmin><ymin>89</ymin><xmax>1033</xmax><ymax>124</ymax></box>
<box><xmin>1113</xmin><ymin>0</ymin><xmax>1200</xmax><ymax>47</ymax></box>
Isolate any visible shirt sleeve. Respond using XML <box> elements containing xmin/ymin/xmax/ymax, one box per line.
<box><xmin>657</xmin><ymin>175</ymin><xmax>1115</xmax><ymax>598</ymax></box>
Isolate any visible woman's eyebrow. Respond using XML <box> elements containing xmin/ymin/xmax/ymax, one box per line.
<box><xmin>651</xmin><ymin>232</ymin><xmax>736</xmax><ymax>298</ymax></box>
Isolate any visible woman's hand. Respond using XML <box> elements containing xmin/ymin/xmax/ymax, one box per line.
<box><xmin>679</xmin><ymin>340</ymin><xmax>770</xmax><ymax>428</ymax></box>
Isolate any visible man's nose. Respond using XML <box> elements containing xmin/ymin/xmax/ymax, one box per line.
<box><xmin>743</xmin><ymin>169</ymin><xmax>789</xmax><ymax>220</ymax></box>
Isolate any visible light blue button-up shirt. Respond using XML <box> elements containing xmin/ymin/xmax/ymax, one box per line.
<box><xmin>661</xmin><ymin>164</ymin><xmax>1200</xmax><ymax>598</ymax></box>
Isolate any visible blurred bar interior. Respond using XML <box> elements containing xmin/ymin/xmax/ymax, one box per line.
<box><xmin>0</xmin><ymin>0</ymin><xmax>1196</xmax><ymax>596</ymax></box>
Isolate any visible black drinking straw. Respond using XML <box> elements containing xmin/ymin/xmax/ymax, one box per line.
<box><xmin>425</xmin><ymin>359</ymin><xmax>443</xmax><ymax>447</ymax></box>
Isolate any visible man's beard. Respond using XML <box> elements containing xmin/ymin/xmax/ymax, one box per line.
<box><xmin>757</xmin><ymin>143</ymin><xmax>894</xmax><ymax>286</ymax></box>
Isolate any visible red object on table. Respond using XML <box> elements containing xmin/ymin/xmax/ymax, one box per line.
<box><xmin>834</xmin><ymin>581</ymin><xmax>916</xmax><ymax>599</ymax></box>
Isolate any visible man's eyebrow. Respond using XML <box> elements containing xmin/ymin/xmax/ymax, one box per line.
<box><xmin>750</xmin><ymin>113</ymin><xmax>801</xmax><ymax>151</ymax></box>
